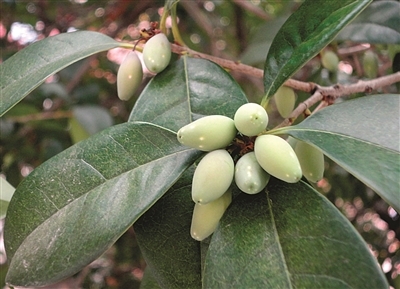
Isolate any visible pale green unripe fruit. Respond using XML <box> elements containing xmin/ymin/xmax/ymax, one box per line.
<box><xmin>321</xmin><ymin>50</ymin><xmax>339</xmax><ymax>72</ymax></box>
<box><xmin>274</xmin><ymin>86</ymin><xmax>296</xmax><ymax>118</ymax></box>
<box><xmin>362</xmin><ymin>51</ymin><xmax>379</xmax><ymax>79</ymax></box>
<box><xmin>142</xmin><ymin>33</ymin><xmax>171</xmax><ymax>73</ymax></box>
<box><xmin>254</xmin><ymin>135</ymin><xmax>302</xmax><ymax>183</ymax></box>
<box><xmin>192</xmin><ymin>149</ymin><xmax>234</xmax><ymax>204</ymax></box>
<box><xmin>177</xmin><ymin>115</ymin><xmax>237</xmax><ymax>151</ymax></box>
<box><xmin>235</xmin><ymin>152</ymin><xmax>270</xmax><ymax>194</ymax></box>
<box><xmin>234</xmin><ymin>103</ymin><xmax>269</xmax><ymax>136</ymax></box>
<box><xmin>117</xmin><ymin>51</ymin><xmax>143</xmax><ymax>101</ymax></box>
<box><xmin>295</xmin><ymin>141</ymin><xmax>325</xmax><ymax>183</ymax></box>
<box><xmin>190</xmin><ymin>190</ymin><xmax>232</xmax><ymax>241</ymax></box>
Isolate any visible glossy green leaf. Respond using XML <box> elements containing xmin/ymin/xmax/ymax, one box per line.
<box><xmin>203</xmin><ymin>180</ymin><xmax>388</xmax><ymax>288</ymax></box>
<box><xmin>0</xmin><ymin>31</ymin><xmax>121</xmax><ymax>116</ymax></box>
<box><xmin>4</xmin><ymin>122</ymin><xmax>201</xmax><ymax>287</ymax></box>
<box><xmin>337</xmin><ymin>1</ymin><xmax>400</xmax><ymax>44</ymax></box>
<box><xmin>135</xmin><ymin>166</ymin><xmax>201</xmax><ymax>289</ymax></box>
<box><xmin>263</xmin><ymin>0</ymin><xmax>371</xmax><ymax>101</ymax></box>
<box><xmin>129</xmin><ymin>56</ymin><xmax>248</xmax><ymax>132</ymax></box>
<box><xmin>277</xmin><ymin>94</ymin><xmax>400</xmax><ymax>212</ymax></box>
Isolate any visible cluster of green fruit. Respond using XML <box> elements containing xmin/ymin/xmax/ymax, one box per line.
<box><xmin>116</xmin><ymin>33</ymin><xmax>171</xmax><ymax>101</ymax></box>
<box><xmin>177</xmin><ymin>102</ymin><xmax>325</xmax><ymax>241</ymax></box>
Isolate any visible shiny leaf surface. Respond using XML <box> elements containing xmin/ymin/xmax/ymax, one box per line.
<box><xmin>129</xmin><ymin>56</ymin><xmax>247</xmax><ymax>132</ymax></box>
<box><xmin>4</xmin><ymin>122</ymin><xmax>201</xmax><ymax>287</ymax></box>
<box><xmin>203</xmin><ymin>180</ymin><xmax>388</xmax><ymax>288</ymax></box>
<box><xmin>0</xmin><ymin>31</ymin><xmax>121</xmax><ymax>116</ymax></box>
<box><xmin>278</xmin><ymin>94</ymin><xmax>400</xmax><ymax>212</ymax></box>
<box><xmin>263</xmin><ymin>0</ymin><xmax>371</xmax><ymax>100</ymax></box>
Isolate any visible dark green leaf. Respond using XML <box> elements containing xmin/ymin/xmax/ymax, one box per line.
<box><xmin>4</xmin><ymin>122</ymin><xmax>201</xmax><ymax>287</ymax></box>
<box><xmin>129</xmin><ymin>56</ymin><xmax>248</xmax><ymax>132</ymax></box>
<box><xmin>135</xmin><ymin>166</ymin><xmax>201</xmax><ymax>289</ymax></box>
<box><xmin>263</xmin><ymin>0</ymin><xmax>371</xmax><ymax>101</ymax></box>
<box><xmin>203</xmin><ymin>180</ymin><xmax>388</xmax><ymax>288</ymax></box>
<box><xmin>0</xmin><ymin>31</ymin><xmax>121</xmax><ymax>116</ymax></box>
<box><xmin>140</xmin><ymin>267</ymin><xmax>162</xmax><ymax>289</ymax></box>
<box><xmin>336</xmin><ymin>1</ymin><xmax>400</xmax><ymax>44</ymax></box>
<box><xmin>277</xmin><ymin>94</ymin><xmax>400</xmax><ymax>212</ymax></box>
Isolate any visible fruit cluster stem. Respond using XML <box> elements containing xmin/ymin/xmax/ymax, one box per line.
<box><xmin>170</xmin><ymin>43</ymin><xmax>400</xmax><ymax>129</ymax></box>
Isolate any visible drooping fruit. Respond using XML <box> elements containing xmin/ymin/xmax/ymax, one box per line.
<box><xmin>235</xmin><ymin>152</ymin><xmax>270</xmax><ymax>194</ymax></box>
<box><xmin>234</xmin><ymin>103</ymin><xmax>269</xmax><ymax>136</ymax></box>
<box><xmin>274</xmin><ymin>86</ymin><xmax>296</xmax><ymax>118</ymax></box>
<box><xmin>321</xmin><ymin>50</ymin><xmax>339</xmax><ymax>72</ymax></box>
<box><xmin>117</xmin><ymin>51</ymin><xmax>143</xmax><ymax>101</ymax></box>
<box><xmin>295</xmin><ymin>140</ymin><xmax>325</xmax><ymax>183</ymax></box>
<box><xmin>362</xmin><ymin>51</ymin><xmax>379</xmax><ymax>79</ymax></box>
<box><xmin>142</xmin><ymin>33</ymin><xmax>171</xmax><ymax>73</ymax></box>
<box><xmin>177</xmin><ymin>115</ymin><xmax>237</xmax><ymax>151</ymax></box>
<box><xmin>192</xmin><ymin>149</ymin><xmax>234</xmax><ymax>204</ymax></box>
<box><xmin>190</xmin><ymin>190</ymin><xmax>232</xmax><ymax>241</ymax></box>
<box><xmin>254</xmin><ymin>134</ymin><xmax>302</xmax><ymax>183</ymax></box>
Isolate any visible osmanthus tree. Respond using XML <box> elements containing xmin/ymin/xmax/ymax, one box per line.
<box><xmin>1</xmin><ymin>0</ymin><xmax>399</xmax><ymax>288</ymax></box>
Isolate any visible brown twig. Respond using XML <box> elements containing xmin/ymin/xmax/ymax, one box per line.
<box><xmin>7</xmin><ymin>110</ymin><xmax>73</xmax><ymax>123</ymax></box>
<box><xmin>231</xmin><ymin>0</ymin><xmax>272</xmax><ymax>21</ymax></box>
<box><xmin>275</xmin><ymin>72</ymin><xmax>400</xmax><ymax>128</ymax></box>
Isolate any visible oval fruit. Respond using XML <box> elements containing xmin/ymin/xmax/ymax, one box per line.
<box><xmin>362</xmin><ymin>51</ymin><xmax>379</xmax><ymax>79</ymax></box>
<box><xmin>235</xmin><ymin>152</ymin><xmax>270</xmax><ymax>194</ymax></box>
<box><xmin>142</xmin><ymin>33</ymin><xmax>171</xmax><ymax>73</ymax></box>
<box><xmin>190</xmin><ymin>190</ymin><xmax>232</xmax><ymax>241</ymax></box>
<box><xmin>177</xmin><ymin>115</ymin><xmax>237</xmax><ymax>151</ymax></box>
<box><xmin>295</xmin><ymin>140</ymin><xmax>324</xmax><ymax>183</ymax></box>
<box><xmin>234</xmin><ymin>103</ymin><xmax>268</xmax><ymax>136</ymax></box>
<box><xmin>192</xmin><ymin>149</ymin><xmax>234</xmax><ymax>204</ymax></box>
<box><xmin>321</xmin><ymin>50</ymin><xmax>339</xmax><ymax>72</ymax></box>
<box><xmin>117</xmin><ymin>51</ymin><xmax>143</xmax><ymax>101</ymax></box>
<box><xmin>254</xmin><ymin>134</ymin><xmax>302</xmax><ymax>183</ymax></box>
<box><xmin>274</xmin><ymin>86</ymin><xmax>296</xmax><ymax>118</ymax></box>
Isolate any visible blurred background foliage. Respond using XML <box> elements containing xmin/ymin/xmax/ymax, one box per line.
<box><xmin>0</xmin><ymin>0</ymin><xmax>399</xmax><ymax>288</ymax></box>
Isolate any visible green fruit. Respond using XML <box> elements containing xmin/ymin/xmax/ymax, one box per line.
<box><xmin>192</xmin><ymin>149</ymin><xmax>234</xmax><ymax>204</ymax></box>
<box><xmin>295</xmin><ymin>140</ymin><xmax>325</xmax><ymax>183</ymax></box>
<box><xmin>190</xmin><ymin>190</ymin><xmax>232</xmax><ymax>241</ymax></box>
<box><xmin>362</xmin><ymin>51</ymin><xmax>379</xmax><ymax>79</ymax></box>
<box><xmin>254</xmin><ymin>135</ymin><xmax>302</xmax><ymax>183</ymax></box>
<box><xmin>142</xmin><ymin>33</ymin><xmax>171</xmax><ymax>73</ymax></box>
<box><xmin>274</xmin><ymin>86</ymin><xmax>296</xmax><ymax>118</ymax></box>
<box><xmin>321</xmin><ymin>50</ymin><xmax>339</xmax><ymax>72</ymax></box>
<box><xmin>177</xmin><ymin>115</ymin><xmax>237</xmax><ymax>151</ymax></box>
<box><xmin>234</xmin><ymin>103</ymin><xmax>269</xmax><ymax>136</ymax></box>
<box><xmin>117</xmin><ymin>51</ymin><xmax>143</xmax><ymax>101</ymax></box>
<box><xmin>234</xmin><ymin>152</ymin><xmax>270</xmax><ymax>194</ymax></box>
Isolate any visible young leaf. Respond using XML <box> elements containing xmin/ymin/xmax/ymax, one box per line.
<box><xmin>263</xmin><ymin>0</ymin><xmax>371</xmax><ymax>102</ymax></box>
<box><xmin>135</xmin><ymin>166</ymin><xmax>201</xmax><ymax>289</ymax></box>
<box><xmin>129</xmin><ymin>56</ymin><xmax>248</xmax><ymax>132</ymax></box>
<box><xmin>203</xmin><ymin>180</ymin><xmax>388</xmax><ymax>288</ymax></box>
<box><xmin>277</xmin><ymin>94</ymin><xmax>400</xmax><ymax>212</ymax></box>
<box><xmin>336</xmin><ymin>1</ymin><xmax>400</xmax><ymax>44</ymax></box>
<box><xmin>4</xmin><ymin>122</ymin><xmax>201</xmax><ymax>287</ymax></box>
<box><xmin>0</xmin><ymin>31</ymin><xmax>121</xmax><ymax>116</ymax></box>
